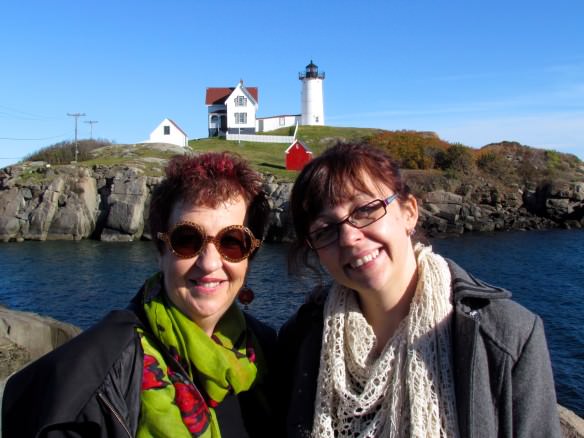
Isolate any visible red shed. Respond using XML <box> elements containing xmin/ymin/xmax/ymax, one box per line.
<box><xmin>285</xmin><ymin>140</ymin><xmax>313</xmax><ymax>171</ymax></box>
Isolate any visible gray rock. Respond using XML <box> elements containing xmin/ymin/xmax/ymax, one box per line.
<box><xmin>24</xmin><ymin>177</ymin><xmax>65</xmax><ymax>240</ymax></box>
<box><xmin>423</xmin><ymin>190</ymin><xmax>463</xmax><ymax>204</ymax></box>
<box><xmin>0</xmin><ymin>188</ymin><xmax>25</xmax><ymax>241</ymax></box>
<box><xmin>46</xmin><ymin>176</ymin><xmax>99</xmax><ymax>240</ymax></box>
<box><xmin>101</xmin><ymin>172</ymin><xmax>148</xmax><ymax>240</ymax></box>
<box><xmin>0</xmin><ymin>306</ymin><xmax>80</xmax><ymax>374</ymax></box>
<box><xmin>573</xmin><ymin>183</ymin><xmax>584</xmax><ymax>201</ymax></box>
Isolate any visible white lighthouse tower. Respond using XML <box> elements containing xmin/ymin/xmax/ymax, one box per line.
<box><xmin>299</xmin><ymin>60</ymin><xmax>325</xmax><ymax>126</ymax></box>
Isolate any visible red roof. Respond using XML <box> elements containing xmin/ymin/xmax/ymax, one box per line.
<box><xmin>205</xmin><ymin>87</ymin><xmax>259</xmax><ymax>105</ymax></box>
<box><xmin>285</xmin><ymin>139</ymin><xmax>313</xmax><ymax>154</ymax></box>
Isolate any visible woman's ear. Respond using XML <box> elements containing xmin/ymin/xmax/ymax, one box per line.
<box><xmin>401</xmin><ymin>194</ymin><xmax>419</xmax><ymax>231</ymax></box>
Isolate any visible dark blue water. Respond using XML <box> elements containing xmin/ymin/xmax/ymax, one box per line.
<box><xmin>0</xmin><ymin>230</ymin><xmax>582</xmax><ymax>417</ymax></box>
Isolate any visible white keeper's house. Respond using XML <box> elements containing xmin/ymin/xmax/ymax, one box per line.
<box><xmin>205</xmin><ymin>81</ymin><xmax>259</xmax><ymax>138</ymax></box>
<box><xmin>147</xmin><ymin>118</ymin><xmax>189</xmax><ymax>147</ymax></box>
<box><xmin>205</xmin><ymin>61</ymin><xmax>325</xmax><ymax>139</ymax></box>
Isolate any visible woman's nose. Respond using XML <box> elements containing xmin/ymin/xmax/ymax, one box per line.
<box><xmin>194</xmin><ymin>242</ymin><xmax>223</xmax><ymax>272</ymax></box>
<box><xmin>337</xmin><ymin>222</ymin><xmax>363</xmax><ymax>247</ymax></box>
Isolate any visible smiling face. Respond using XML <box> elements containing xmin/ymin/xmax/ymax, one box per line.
<box><xmin>159</xmin><ymin>197</ymin><xmax>250</xmax><ymax>335</ymax></box>
<box><xmin>309</xmin><ymin>177</ymin><xmax>418</xmax><ymax>303</ymax></box>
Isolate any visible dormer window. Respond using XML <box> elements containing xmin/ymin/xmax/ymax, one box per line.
<box><xmin>163</xmin><ymin>125</ymin><xmax>170</xmax><ymax>135</ymax></box>
<box><xmin>235</xmin><ymin>96</ymin><xmax>247</xmax><ymax>107</ymax></box>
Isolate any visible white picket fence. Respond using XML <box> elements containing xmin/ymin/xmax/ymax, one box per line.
<box><xmin>226</xmin><ymin>133</ymin><xmax>294</xmax><ymax>144</ymax></box>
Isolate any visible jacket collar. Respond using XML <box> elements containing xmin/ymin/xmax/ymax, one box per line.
<box><xmin>447</xmin><ymin>258</ymin><xmax>511</xmax><ymax>304</ymax></box>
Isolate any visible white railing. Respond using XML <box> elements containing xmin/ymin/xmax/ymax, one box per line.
<box><xmin>226</xmin><ymin>133</ymin><xmax>294</xmax><ymax>143</ymax></box>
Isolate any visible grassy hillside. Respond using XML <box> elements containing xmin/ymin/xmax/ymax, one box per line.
<box><xmin>188</xmin><ymin>126</ymin><xmax>382</xmax><ymax>180</ymax></box>
<box><xmin>16</xmin><ymin>126</ymin><xmax>584</xmax><ymax>185</ymax></box>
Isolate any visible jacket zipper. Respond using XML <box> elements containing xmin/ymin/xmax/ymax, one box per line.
<box><xmin>97</xmin><ymin>390</ymin><xmax>132</xmax><ymax>438</ymax></box>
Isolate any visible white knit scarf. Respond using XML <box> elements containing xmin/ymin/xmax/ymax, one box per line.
<box><xmin>312</xmin><ymin>244</ymin><xmax>459</xmax><ymax>438</ymax></box>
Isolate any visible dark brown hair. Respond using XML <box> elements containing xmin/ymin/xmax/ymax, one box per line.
<box><xmin>149</xmin><ymin>152</ymin><xmax>270</xmax><ymax>254</ymax></box>
<box><xmin>289</xmin><ymin>142</ymin><xmax>410</xmax><ymax>273</ymax></box>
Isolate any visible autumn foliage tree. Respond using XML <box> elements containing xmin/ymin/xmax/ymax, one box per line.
<box><xmin>369</xmin><ymin>130</ymin><xmax>451</xmax><ymax>169</ymax></box>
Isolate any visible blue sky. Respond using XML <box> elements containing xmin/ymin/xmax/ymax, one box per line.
<box><xmin>1</xmin><ymin>0</ymin><xmax>583</xmax><ymax>168</ymax></box>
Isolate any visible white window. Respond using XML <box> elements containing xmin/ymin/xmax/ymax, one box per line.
<box><xmin>279</xmin><ymin>117</ymin><xmax>285</xmax><ymax>126</ymax></box>
<box><xmin>235</xmin><ymin>96</ymin><xmax>247</xmax><ymax>107</ymax></box>
<box><xmin>234</xmin><ymin>112</ymin><xmax>247</xmax><ymax>124</ymax></box>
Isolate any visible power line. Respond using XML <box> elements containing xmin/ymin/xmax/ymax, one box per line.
<box><xmin>67</xmin><ymin>112</ymin><xmax>86</xmax><ymax>163</ymax></box>
<box><xmin>84</xmin><ymin>120</ymin><xmax>98</xmax><ymax>139</ymax></box>
<box><xmin>0</xmin><ymin>133</ymin><xmax>68</xmax><ymax>141</ymax></box>
<box><xmin>0</xmin><ymin>104</ymin><xmax>61</xmax><ymax>120</ymax></box>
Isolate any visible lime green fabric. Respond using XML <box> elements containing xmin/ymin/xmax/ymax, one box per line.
<box><xmin>136</xmin><ymin>273</ymin><xmax>263</xmax><ymax>438</ymax></box>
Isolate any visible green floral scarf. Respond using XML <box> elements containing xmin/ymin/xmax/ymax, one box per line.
<box><xmin>136</xmin><ymin>273</ymin><xmax>264</xmax><ymax>437</ymax></box>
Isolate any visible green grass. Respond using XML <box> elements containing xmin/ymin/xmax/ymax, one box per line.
<box><xmin>188</xmin><ymin>126</ymin><xmax>384</xmax><ymax>181</ymax></box>
<box><xmin>15</xmin><ymin>169</ymin><xmax>50</xmax><ymax>184</ymax></box>
<box><xmin>80</xmin><ymin>144</ymin><xmax>181</xmax><ymax>177</ymax></box>
<box><xmin>189</xmin><ymin>137</ymin><xmax>298</xmax><ymax>181</ymax></box>
<box><xmin>269</xmin><ymin>125</ymin><xmax>382</xmax><ymax>149</ymax></box>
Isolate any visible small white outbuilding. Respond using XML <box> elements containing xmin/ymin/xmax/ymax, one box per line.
<box><xmin>147</xmin><ymin>118</ymin><xmax>188</xmax><ymax>147</ymax></box>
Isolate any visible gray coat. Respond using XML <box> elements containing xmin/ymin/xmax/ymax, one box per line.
<box><xmin>278</xmin><ymin>259</ymin><xmax>561</xmax><ymax>437</ymax></box>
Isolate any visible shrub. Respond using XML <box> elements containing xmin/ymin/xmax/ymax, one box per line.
<box><xmin>369</xmin><ymin>130</ymin><xmax>450</xmax><ymax>169</ymax></box>
<box><xmin>477</xmin><ymin>152</ymin><xmax>515</xmax><ymax>180</ymax></box>
<box><xmin>435</xmin><ymin>144</ymin><xmax>475</xmax><ymax>175</ymax></box>
<box><xmin>23</xmin><ymin>139</ymin><xmax>113</xmax><ymax>164</ymax></box>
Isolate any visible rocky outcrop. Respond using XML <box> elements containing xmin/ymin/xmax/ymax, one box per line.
<box><xmin>0</xmin><ymin>163</ymin><xmax>162</xmax><ymax>242</ymax></box>
<box><xmin>100</xmin><ymin>168</ymin><xmax>155</xmax><ymax>241</ymax></box>
<box><xmin>418</xmin><ymin>181</ymin><xmax>583</xmax><ymax>237</ymax></box>
<box><xmin>0</xmin><ymin>187</ymin><xmax>23</xmax><ymax>241</ymax></box>
<box><xmin>0</xmin><ymin>306</ymin><xmax>81</xmax><ymax>379</ymax></box>
<box><xmin>0</xmin><ymin>162</ymin><xmax>583</xmax><ymax>242</ymax></box>
<box><xmin>559</xmin><ymin>405</ymin><xmax>584</xmax><ymax>437</ymax></box>
<box><xmin>264</xmin><ymin>177</ymin><xmax>295</xmax><ymax>242</ymax></box>
<box><xmin>524</xmin><ymin>181</ymin><xmax>584</xmax><ymax>225</ymax></box>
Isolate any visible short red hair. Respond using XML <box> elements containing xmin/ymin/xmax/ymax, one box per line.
<box><xmin>149</xmin><ymin>152</ymin><xmax>269</xmax><ymax>253</ymax></box>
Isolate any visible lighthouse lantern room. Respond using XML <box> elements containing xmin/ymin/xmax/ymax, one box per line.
<box><xmin>299</xmin><ymin>60</ymin><xmax>325</xmax><ymax>126</ymax></box>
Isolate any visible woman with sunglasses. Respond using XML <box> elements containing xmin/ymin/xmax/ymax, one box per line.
<box><xmin>4</xmin><ymin>152</ymin><xmax>275</xmax><ymax>437</ymax></box>
<box><xmin>278</xmin><ymin>143</ymin><xmax>560</xmax><ymax>437</ymax></box>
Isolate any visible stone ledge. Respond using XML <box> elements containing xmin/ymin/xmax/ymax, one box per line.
<box><xmin>559</xmin><ymin>405</ymin><xmax>584</xmax><ymax>437</ymax></box>
<box><xmin>0</xmin><ymin>306</ymin><xmax>81</xmax><ymax>379</ymax></box>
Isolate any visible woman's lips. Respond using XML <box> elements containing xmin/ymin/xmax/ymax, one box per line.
<box><xmin>348</xmin><ymin>248</ymin><xmax>380</xmax><ymax>269</ymax></box>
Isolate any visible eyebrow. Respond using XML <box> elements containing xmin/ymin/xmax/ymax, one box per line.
<box><xmin>313</xmin><ymin>194</ymin><xmax>376</xmax><ymax>223</ymax></box>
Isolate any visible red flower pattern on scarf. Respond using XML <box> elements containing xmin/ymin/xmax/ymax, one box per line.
<box><xmin>168</xmin><ymin>369</ymin><xmax>211</xmax><ymax>436</ymax></box>
<box><xmin>142</xmin><ymin>354</ymin><xmax>169</xmax><ymax>390</ymax></box>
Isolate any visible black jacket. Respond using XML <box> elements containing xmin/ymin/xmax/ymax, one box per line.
<box><xmin>3</xmin><ymin>307</ymin><xmax>276</xmax><ymax>438</ymax></box>
<box><xmin>277</xmin><ymin>260</ymin><xmax>561</xmax><ymax>438</ymax></box>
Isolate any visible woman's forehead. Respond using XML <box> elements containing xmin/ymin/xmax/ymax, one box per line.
<box><xmin>326</xmin><ymin>179</ymin><xmax>391</xmax><ymax>204</ymax></box>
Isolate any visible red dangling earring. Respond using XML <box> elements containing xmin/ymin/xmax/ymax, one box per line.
<box><xmin>238</xmin><ymin>285</ymin><xmax>255</xmax><ymax>309</ymax></box>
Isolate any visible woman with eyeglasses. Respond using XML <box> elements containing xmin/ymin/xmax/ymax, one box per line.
<box><xmin>3</xmin><ymin>152</ymin><xmax>276</xmax><ymax>438</ymax></box>
<box><xmin>278</xmin><ymin>143</ymin><xmax>560</xmax><ymax>437</ymax></box>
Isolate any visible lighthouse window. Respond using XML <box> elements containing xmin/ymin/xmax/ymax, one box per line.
<box><xmin>234</xmin><ymin>112</ymin><xmax>247</xmax><ymax>124</ymax></box>
<box><xmin>163</xmin><ymin>126</ymin><xmax>170</xmax><ymax>135</ymax></box>
<box><xmin>235</xmin><ymin>96</ymin><xmax>247</xmax><ymax>107</ymax></box>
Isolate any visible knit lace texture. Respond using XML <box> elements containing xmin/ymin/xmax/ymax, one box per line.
<box><xmin>312</xmin><ymin>244</ymin><xmax>460</xmax><ymax>438</ymax></box>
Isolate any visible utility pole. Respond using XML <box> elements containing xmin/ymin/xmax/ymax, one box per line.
<box><xmin>67</xmin><ymin>112</ymin><xmax>86</xmax><ymax>163</ymax></box>
<box><xmin>84</xmin><ymin>120</ymin><xmax>98</xmax><ymax>139</ymax></box>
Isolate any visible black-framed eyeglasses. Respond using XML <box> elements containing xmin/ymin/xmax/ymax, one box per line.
<box><xmin>158</xmin><ymin>221</ymin><xmax>261</xmax><ymax>262</ymax></box>
<box><xmin>307</xmin><ymin>194</ymin><xmax>398</xmax><ymax>250</ymax></box>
